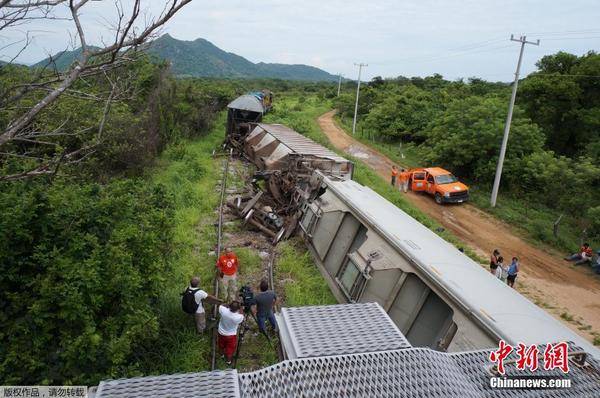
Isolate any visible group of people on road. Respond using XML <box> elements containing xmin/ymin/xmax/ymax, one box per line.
<box><xmin>181</xmin><ymin>247</ymin><xmax>279</xmax><ymax>366</ymax></box>
<box><xmin>391</xmin><ymin>165</ymin><xmax>410</xmax><ymax>193</ymax></box>
<box><xmin>489</xmin><ymin>249</ymin><xmax>520</xmax><ymax>288</ymax></box>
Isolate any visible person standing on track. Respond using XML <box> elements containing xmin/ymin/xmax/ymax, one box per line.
<box><xmin>391</xmin><ymin>165</ymin><xmax>398</xmax><ymax>187</ymax></box>
<box><xmin>252</xmin><ymin>279</ymin><xmax>279</xmax><ymax>335</ymax></box>
<box><xmin>399</xmin><ymin>168</ymin><xmax>410</xmax><ymax>193</ymax></box>
<box><xmin>217</xmin><ymin>301</ymin><xmax>244</xmax><ymax>366</ymax></box>
<box><xmin>217</xmin><ymin>247</ymin><xmax>239</xmax><ymax>301</ymax></box>
<box><xmin>181</xmin><ymin>276</ymin><xmax>222</xmax><ymax>334</ymax></box>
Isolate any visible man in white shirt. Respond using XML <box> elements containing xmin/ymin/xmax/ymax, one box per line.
<box><xmin>217</xmin><ymin>301</ymin><xmax>244</xmax><ymax>365</ymax></box>
<box><xmin>183</xmin><ymin>277</ymin><xmax>221</xmax><ymax>334</ymax></box>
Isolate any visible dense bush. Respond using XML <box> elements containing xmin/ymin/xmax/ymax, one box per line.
<box><xmin>424</xmin><ymin>96</ymin><xmax>544</xmax><ymax>181</ymax></box>
<box><xmin>363</xmin><ymin>85</ymin><xmax>434</xmax><ymax>142</ymax></box>
<box><xmin>0</xmin><ymin>179</ymin><xmax>174</xmax><ymax>384</ymax></box>
<box><xmin>0</xmin><ymin>56</ymin><xmax>244</xmax><ymax>385</ymax></box>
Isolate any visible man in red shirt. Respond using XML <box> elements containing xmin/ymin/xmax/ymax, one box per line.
<box><xmin>217</xmin><ymin>247</ymin><xmax>239</xmax><ymax>301</ymax></box>
<box><xmin>565</xmin><ymin>243</ymin><xmax>593</xmax><ymax>265</ymax></box>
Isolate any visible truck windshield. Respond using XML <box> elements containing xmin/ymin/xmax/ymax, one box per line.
<box><xmin>435</xmin><ymin>174</ymin><xmax>458</xmax><ymax>184</ymax></box>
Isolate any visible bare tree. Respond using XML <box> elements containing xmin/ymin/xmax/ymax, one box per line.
<box><xmin>0</xmin><ymin>0</ymin><xmax>192</xmax><ymax>181</ymax></box>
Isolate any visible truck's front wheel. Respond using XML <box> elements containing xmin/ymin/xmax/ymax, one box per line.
<box><xmin>434</xmin><ymin>193</ymin><xmax>443</xmax><ymax>205</ymax></box>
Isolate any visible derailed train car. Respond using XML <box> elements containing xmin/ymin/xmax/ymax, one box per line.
<box><xmin>299</xmin><ymin>171</ymin><xmax>600</xmax><ymax>356</ymax></box>
<box><xmin>225</xmin><ymin>90</ymin><xmax>273</xmax><ymax>151</ymax></box>
<box><xmin>245</xmin><ymin>123</ymin><xmax>353</xmax><ymax>205</ymax></box>
<box><xmin>225</xmin><ymin>93</ymin><xmax>600</xmax><ymax>359</ymax></box>
<box><xmin>225</xmin><ymin>93</ymin><xmax>354</xmax><ymax>242</ymax></box>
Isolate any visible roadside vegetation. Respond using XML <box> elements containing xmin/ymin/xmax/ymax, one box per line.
<box><xmin>0</xmin><ymin>60</ymin><xmax>240</xmax><ymax>384</ymax></box>
<box><xmin>332</xmin><ymin>51</ymin><xmax>600</xmax><ymax>252</ymax></box>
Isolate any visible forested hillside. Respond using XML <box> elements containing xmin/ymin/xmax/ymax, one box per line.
<box><xmin>33</xmin><ymin>34</ymin><xmax>339</xmax><ymax>82</ymax></box>
<box><xmin>334</xmin><ymin>51</ymin><xmax>600</xmax><ymax>245</ymax></box>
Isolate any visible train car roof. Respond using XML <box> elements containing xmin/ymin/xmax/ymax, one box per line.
<box><xmin>227</xmin><ymin>94</ymin><xmax>264</xmax><ymax>113</ymax></box>
<box><xmin>319</xmin><ymin>175</ymin><xmax>600</xmax><ymax>357</ymax></box>
<box><xmin>257</xmin><ymin>123</ymin><xmax>349</xmax><ymax>163</ymax></box>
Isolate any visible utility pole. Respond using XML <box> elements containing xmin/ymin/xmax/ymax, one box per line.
<box><xmin>352</xmin><ymin>63</ymin><xmax>367</xmax><ymax>135</ymax></box>
<box><xmin>490</xmin><ymin>35</ymin><xmax>539</xmax><ymax>207</ymax></box>
<box><xmin>337</xmin><ymin>74</ymin><xmax>343</xmax><ymax>96</ymax></box>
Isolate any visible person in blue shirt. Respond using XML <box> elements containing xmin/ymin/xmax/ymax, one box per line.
<box><xmin>592</xmin><ymin>250</ymin><xmax>600</xmax><ymax>275</ymax></box>
<box><xmin>506</xmin><ymin>257</ymin><xmax>519</xmax><ymax>288</ymax></box>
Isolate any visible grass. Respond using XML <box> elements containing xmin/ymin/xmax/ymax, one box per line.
<box><xmin>560</xmin><ymin>312</ymin><xmax>574</xmax><ymax>322</ymax></box>
<box><xmin>276</xmin><ymin>239</ymin><xmax>337</xmax><ymax>306</ymax></box>
<box><xmin>135</xmin><ymin>109</ymin><xmax>337</xmax><ymax>375</ymax></box>
<box><xmin>469</xmin><ymin>187</ymin><xmax>596</xmax><ymax>253</ymax></box>
<box><xmin>135</xmin><ymin>115</ymin><xmax>226</xmax><ymax>374</ymax></box>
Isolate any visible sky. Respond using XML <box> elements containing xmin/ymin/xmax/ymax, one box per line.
<box><xmin>2</xmin><ymin>0</ymin><xmax>600</xmax><ymax>82</ymax></box>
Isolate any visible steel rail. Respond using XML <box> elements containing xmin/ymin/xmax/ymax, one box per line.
<box><xmin>210</xmin><ymin>149</ymin><xmax>231</xmax><ymax>370</ymax></box>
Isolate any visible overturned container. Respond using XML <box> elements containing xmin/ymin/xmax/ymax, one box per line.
<box><xmin>244</xmin><ymin>123</ymin><xmax>353</xmax><ymax>204</ymax></box>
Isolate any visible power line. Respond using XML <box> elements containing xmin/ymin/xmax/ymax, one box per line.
<box><xmin>530</xmin><ymin>73</ymin><xmax>600</xmax><ymax>78</ymax></box>
<box><xmin>352</xmin><ymin>63</ymin><xmax>367</xmax><ymax>135</ymax></box>
<box><xmin>540</xmin><ymin>36</ymin><xmax>600</xmax><ymax>41</ymax></box>
<box><xmin>523</xmin><ymin>28</ymin><xmax>600</xmax><ymax>36</ymax></box>
<box><xmin>491</xmin><ymin>35</ymin><xmax>540</xmax><ymax>208</ymax></box>
<box><xmin>373</xmin><ymin>42</ymin><xmax>514</xmax><ymax>66</ymax></box>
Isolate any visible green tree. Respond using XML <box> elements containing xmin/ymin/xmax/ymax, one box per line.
<box><xmin>0</xmin><ymin>179</ymin><xmax>174</xmax><ymax>385</ymax></box>
<box><xmin>536</xmin><ymin>51</ymin><xmax>579</xmax><ymax>74</ymax></box>
<box><xmin>423</xmin><ymin>96</ymin><xmax>544</xmax><ymax>181</ymax></box>
<box><xmin>363</xmin><ymin>85</ymin><xmax>434</xmax><ymax>142</ymax></box>
<box><xmin>519</xmin><ymin>74</ymin><xmax>582</xmax><ymax>155</ymax></box>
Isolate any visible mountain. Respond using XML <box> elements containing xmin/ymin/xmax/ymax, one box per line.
<box><xmin>147</xmin><ymin>34</ymin><xmax>337</xmax><ymax>81</ymax></box>
<box><xmin>31</xmin><ymin>35</ymin><xmax>338</xmax><ymax>82</ymax></box>
<box><xmin>32</xmin><ymin>46</ymin><xmax>101</xmax><ymax>71</ymax></box>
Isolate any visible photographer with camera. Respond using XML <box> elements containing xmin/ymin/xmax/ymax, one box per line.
<box><xmin>217</xmin><ymin>301</ymin><xmax>244</xmax><ymax>366</ymax></box>
<box><xmin>252</xmin><ymin>279</ymin><xmax>279</xmax><ymax>335</ymax></box>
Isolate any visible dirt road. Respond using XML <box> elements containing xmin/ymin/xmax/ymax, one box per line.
<box><xmin>318</xmin><ymin>110</ymin><xmax>600</xmax><ymax>343</ymax></box>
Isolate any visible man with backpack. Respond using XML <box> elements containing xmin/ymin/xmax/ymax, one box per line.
<box><xmin>182</xmin><ymin>276</ymin><xmax>222</xmax><ymax>334</ymax></box>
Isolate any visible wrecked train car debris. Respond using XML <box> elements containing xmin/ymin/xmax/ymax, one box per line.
<box><xmin>225</xmin><ymin>93</ymin><xmax>352</xmax><ymax>243</ymax></box>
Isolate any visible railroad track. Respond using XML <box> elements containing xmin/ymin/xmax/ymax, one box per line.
<box><xmin>210</xmin><ymin>149</ymin><xmax>231</xmax><ymax>371</ymax></box>
<box><xmin>266</xmin><ymin>251</ymin><xmax>285</xmax><ymax>361</ymax></box>
<box><xmin>210</xmin><ymin>150</ymin><xmax>284</xmax><ymax>370</ymax></box>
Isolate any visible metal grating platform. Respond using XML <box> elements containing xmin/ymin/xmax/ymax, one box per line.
<box><xmin>239</xmin><ymin>345</ymin><xmax>600</xmax><ymax>398</ymax></box>
<box><xmin>95</xmin><ymin>370</ymin><xmax>240</xmax><ymax>398</ymax></box>
<box><xmin>277</xmin><ymin>302</ymin><xmax>411</xmax><ymax>359</ymax></box>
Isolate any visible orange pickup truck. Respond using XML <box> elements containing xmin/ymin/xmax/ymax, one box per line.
<box><xmin>409</xmin><ymin>167</ymin><xmax>469</xmax><ymax>204</ymax></box>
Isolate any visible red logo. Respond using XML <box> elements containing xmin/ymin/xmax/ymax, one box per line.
<box><xmin>543</xmin><ymin>342</ymin><xmax>569</xmax><ymax>374</ymax></box>
<box><xmin>489</xmin><ymin>340</ymin><xmax>570</xmax><ymax>375</ymax></box>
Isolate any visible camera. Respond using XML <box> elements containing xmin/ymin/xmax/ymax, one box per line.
<box><xmin>239</xmin><ymin>285</ymin><xmax>255</xmax><ymax>311</ymax></box>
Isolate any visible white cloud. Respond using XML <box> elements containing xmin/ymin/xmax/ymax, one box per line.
<box><xmin>2</xmin><ymin>0</ymin><xmax>599</xmax><ymax>80</ymax></box>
